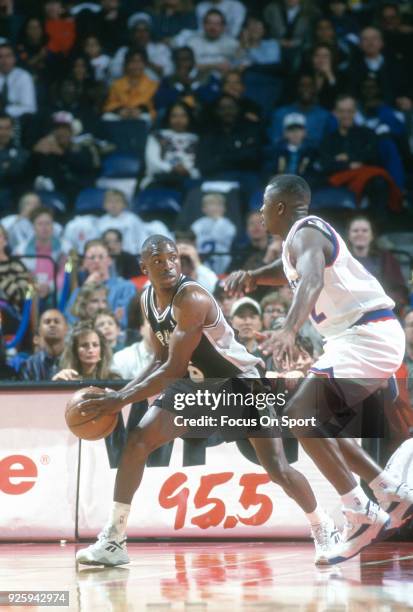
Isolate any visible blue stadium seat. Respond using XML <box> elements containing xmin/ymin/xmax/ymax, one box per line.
<box><xmin>248</xmin><ymin>190</ymin><xmax>264</xmax><ymax>210</ymax></box>
<box><xmin>35</xmin><ymin>190</ymin><xmax>67</xmax><ymax>213</ymax></box>
<box><xmin>134</xmin><ymin>188</ymin><xmax>182</xmax><ymax>215</ymax></box>
<box><xmin>311</xmin><ymin>187</ymin><xmax>357</xmax><ymax>210</ymax></box>
<box><xmin>97</xmin><ymin>119</ymin><xmax>148</xmax><ymax>159</ymax></box>
<box><xmin>75</xmin><ymin>187</ymin><xmax>106</xmax><ymax>214</ymax></box>
<box><xmin>101</xmin><ymin>153</ymin><xmax>140</xmax><ymax>178</ymax></box>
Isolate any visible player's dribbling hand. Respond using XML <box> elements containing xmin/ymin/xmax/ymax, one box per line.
<box><xmin>79</xmin><ymin>388</ymin><xmax>123</xmax><ymax>416</ymax></box>
<box><xmin>224</xmin><ymin>270</ymin><xmax>256</xmax><ymax>296</ymax></box>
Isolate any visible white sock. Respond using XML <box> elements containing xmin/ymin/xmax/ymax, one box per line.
<box><xmin>305</xmin><ymin>504</ymin><xmax>329</xmax><ymax>527</ymax></box>
<box><xmin>105</xmin><ymin>502</ymin><xmax>131</xmax><ymax>539</ymax></box>
<box><xmin>341</xmin><ymin>485</ymin><xmax>370</xmax><ymax>510</ymax></box>
<box><xmin>369</xmin><ymin>471</ymin><xmax>399</xmax><ymax>495</ymax></box>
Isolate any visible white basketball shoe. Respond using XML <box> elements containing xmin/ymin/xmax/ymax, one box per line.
<box><xmin>76</xmin><ymin>529</ymin><xmax>130</xmax><ymax>566</ymax></box>
<box><xmin>311</xmin><ymin>515</ymin><xmax>342</xmax><ymax>566</ymax></box>
<box><xmin>375</xmin><ymin>482</ymin><xmax>413</xmax><ymax>530</ymax></box>
<box><xmin>329</xmin><ymin>500</ymin><xmax>390</xmax><ymax>564</ymax></box>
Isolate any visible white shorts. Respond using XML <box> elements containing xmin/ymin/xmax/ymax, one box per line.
<box><xmin>309</xmin><ymin>318</ymin><xmax>405</xmax><ymax>403</ymax></box>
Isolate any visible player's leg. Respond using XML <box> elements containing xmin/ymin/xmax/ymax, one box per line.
<box><xmin>249</xmin><ymin>437</ymin><xmax>341</xmax><ymax>565</ymax></box>
<box><xmin>338</xmin><ymin>438</ymin><xmax>413</xmax><ymax>529</ymax></box>
<box><xmin>76</xmin><ymin>405</ymin><xmax>188</xmax><ymax>566</ymax></box>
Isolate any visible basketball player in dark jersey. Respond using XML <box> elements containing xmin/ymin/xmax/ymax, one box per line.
<box><xmin>76</xmin><ymin>235</ymin><xmax>341</xmax><ymax>567</ymax></box>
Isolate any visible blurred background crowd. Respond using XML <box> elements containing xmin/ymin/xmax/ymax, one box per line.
<box><xmin>0</xmin><ymin>0</ymin><xmax>412</xmax><ymax>435</ymax></box>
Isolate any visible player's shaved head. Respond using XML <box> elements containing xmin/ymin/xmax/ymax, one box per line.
<box><xmin>265</xmin><ymin>175</ymin><xmax>311</xmax><ymax>207</ymax></box>
<box><xmin>141</xmin><ymin>235</ymin><xmax>177</xmax><ymax>260</ymax></box>
<box><xmin>261</xmin><ymin>175</ymin><xmax>311</xmax><ymax>238</ymax></box>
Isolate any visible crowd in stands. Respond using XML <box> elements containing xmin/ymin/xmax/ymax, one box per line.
<box><xmin>0</xmin><ymin>0</ymin><xmax>412</xmax><ymax>419</ymax></box>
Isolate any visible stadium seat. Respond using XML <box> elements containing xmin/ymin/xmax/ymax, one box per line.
<box><xmin>97</xmin><ymin>119</ymin><xmax>148</xmax><ymax>160</ymax></box>
<box><xmin>74</xmin><ymin>187</ymin><xmax>106</xmax><ymax>214</ymax></box>
<box><xmin>133</xmin><ymin>188</ymin><xmax>182</xmax><ymax>215</ymax></box>
<box><xmin>101</xmin><ymin>153</ymin><xmax>140</xmax><ymax>178</ymax></box>
<box><xmin>248</xmin><ymin>190</ymin><xmax>264</xmax><ymax>211</ymax></box>
<box><xmin>311</xmin><ymin>187</ymin><xmax>357</xmax><ymax>210</ymax></box>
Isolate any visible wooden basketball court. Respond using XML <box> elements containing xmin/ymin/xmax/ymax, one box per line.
<box><xmin>1</xmin><ymin>541</ymin><xmax>412</xmax><ymax>610</ymax></box>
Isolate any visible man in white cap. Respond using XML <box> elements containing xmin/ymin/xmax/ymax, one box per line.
<box><xmin>230</xmin><ymin>296</ymin><xmax>263</xmax><ymax>355</ymax></box>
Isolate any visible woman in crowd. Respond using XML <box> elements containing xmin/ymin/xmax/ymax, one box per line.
<box><xmin>70</xmin><ymin>283</ymin><xmax>108</xmax><ymax>323</ymax></box>
<box><xmin>17</xmin><ymin>17</ymin><xmax>49</xmax><ymax>81</ymax></box>
<box><xmin>307</xmin><ymin>43</ymin><xmax>342</xmax><ymax>110</ymax></box>
<box><xmin>52</xmin><ymin>322</ymin><xmax>117</xmax><ymax>381</ymax></box>
<box><xmin>93</xmin><ymin>309</ymin><xmax>125</xmax><ymax>352</ymax></box>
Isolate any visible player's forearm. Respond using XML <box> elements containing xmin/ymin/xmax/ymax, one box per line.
<box><xmin>249</xmin><ymin>258</ymin><xmax>288</xmax><ymax>286</ymax></box>
<box><xmin>117</xmin><ymin>362</ymin><xmax>186</xmax><ymax>407</ymax></box>
<box><xmin>284</xmin><ymin>274</ymin><xmax>324</xmax><ymax>334</ymax></box>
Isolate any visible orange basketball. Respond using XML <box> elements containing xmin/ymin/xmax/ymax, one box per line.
<box><xmin>65</xmin><ymin>386</ymin><xmax>118</xmax><ymax>441</ymax></box>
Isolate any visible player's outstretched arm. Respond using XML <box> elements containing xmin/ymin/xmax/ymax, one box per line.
<box><xmin>225</xmin><ymin>258</ymin><xmax>287</xmax><ymax>295</ymax></box>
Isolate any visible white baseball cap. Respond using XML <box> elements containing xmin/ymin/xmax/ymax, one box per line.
<box><xmin>230</xmin><ymin>297</ymin><xmax>262</xmax><ymax>318</ymax></box>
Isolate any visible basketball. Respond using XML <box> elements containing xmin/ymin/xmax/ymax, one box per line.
<box><xmin>65</xmin><ymin>387</ymin><xmax>118</xmax><ymax>441</ymax></box>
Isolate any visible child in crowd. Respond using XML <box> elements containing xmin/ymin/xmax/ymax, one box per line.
<box><xmin>97</xmin><ymin>190</ymin><xmax>149</xmax><ymax>255</ymax></box>
<box><xmin>83</xmin><ymin>35</ymin><xmax>111</xmax><ymax>82</ymax></box>
<box><xmin>191</xmin><ymin>193</ymin><xmax>236</xmax><ymax>274</ymax></box>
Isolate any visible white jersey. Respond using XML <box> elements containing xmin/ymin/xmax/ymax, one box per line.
<box><xmin>282</xmin><ymin>215</ymin><xmax>394</xmax><ymax>338</ymax></box>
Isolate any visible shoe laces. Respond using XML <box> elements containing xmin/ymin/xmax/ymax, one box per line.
<box><xmin>312</xmin><ymin>522</ymin><xmax>332</xmax><ymax>551</ymax></box>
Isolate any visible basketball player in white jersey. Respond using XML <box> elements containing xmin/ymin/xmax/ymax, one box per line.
<box><xmin>226</xmin><ymin>175</ymin><xmax>413</xmax><ymax>563</ymax></box>
<box><xmin>75</xmin><ymin>235</ymin><xmax>341</xmax><ymax>567</ymax></box>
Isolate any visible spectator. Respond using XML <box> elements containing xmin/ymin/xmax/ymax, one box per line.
<box><xmin>44</xmin><ymin>0</ymin><xmax>76</xmax><ymax>57</ymax></box>
<box><xmin>70</xmin><ymin>282</ymin><xmax>108</xmax><ymax>323</ymax></box>
<box><xmin>260</xmin><ymin>291</ymin><xmax>290</xmax><ymax>330</ymax></box>
<box><xmin>321</xmin><ymin>95</ymin><xmax>401</xmax><ymax>214</ymax></box>
<box><xmin>175</xmin><ymin>230</ymin><xmax>218</xmax><ymax>292</ymax></box>
<box><xmin>213</xmin><ymin>281</ymin><xmax>237</xmax><ymax>319</ymax></box>
<box><xmin>313</xmin><ymin>17</ymin><xmax>352</xmax><ymax>72</ymax></box>
<box><xmin>102</xmin><ymin>229</ymin><xmax>139</xmax><ymax>279</ymax></box>
<box><xmin>0</xmin><ymin>328</ymin><xmax>17</xmax><ymax>380</ymax></box>
<box><xmin>191</xmin><ymin>192</ymin><xmax>236</xmax><ymax>274</ymax></box>
<box><xmin>403</xmin><ymin>309</ymin><xmax>413</xmax><ymax>407</ymax></box>
<box><xmin>32</xmin><ymin>111</ymin><xmax>98</xmax><ymax>203</ymax></box>
<box><xmin>0</xmin><ymin>112</ymin><xmax>30</xmax><ymax>204</ymax></box>
<box><xmin>265</xmin><ymin>112</ymin><xmax>321</xmax><ymax>187</ymax></box>
<box><xmin>97</xmin><ymin>189</ymin><xmax>148</xmax><ymax>255</ymax></box>
<box><xmin>16</xmin><ymin>17</ymin><xmax>49</xmax><ymax>81</ymax></box>
<box><xmin>2</xmin><ymin>191</ymin><xmax>62</xmax><ymax>252</ymax></box>
<box><xmin>82</xmin><ymin>34</ymin><xmax>110</xmax><ymax>82</ymax></box>
<box><xmin>141</xmin><ymin>101</ymin><xmax>200</xmax><ymax>191</ymax></box>
<box><xmin>196</xmin><ymin>0</ymin><xmax>246</xmax><ymax>39</ymax></box>
<box><xmin>349</xmin><ymin>27</ymin><xmax>409</xmax><ymax>106</ymax></box>
<box><xmin>75</xmin><ymin>0</ymin><xmax>128</xmax><ymax>54</ymax></box>
<box><xmin>0</xmin><ymin>42</ymin><xmax>37</xmax><ymax>117</ymax></box>
<box><xmin>17</xmin><ymin>206</ymin><xmax>67</xmax><ymax>308</ymax></box>
<box><xmin>197</xmin><ymin>94</ymin><xmax>263</xmax><ymax>195</ymax></box>
<box><xmin>186</xmin><ymin>9</ymin><xmax>239</xmax><ymax>78</ymax></box>
<box><xmin>379</xmin><ymin>3</ymin><xmax>413</xmax><ymax>67</ymax></box>
<box><xmin>221</xmin><ymin>70</ymin><xmax>261</xmax><ymax>122</ymax></box>
<box><xmin>0</xmin><ymin>0</ymin><xmax>23</xmax><ymax>44</ymax></box>
<box><xmin>0</xmin><ymin>223</ymin><xmax>31</xmax><ymax>313</ymax></box>
<box><xmin>230</xmin><ymin>296</ymin><xmax>262</xmax><ymax>356</ymax></box>
<box><xmin>93</xmin><ymin>308</ymin><xmax>124</xmax><ymax>352</ymax></box>
<box><xmin>239</xmin><ymin>210</ymin><xmax>270</xmax><ymax>270</ymax></box>
<box><xmin>268</xmin><ymin>74</ymin><xmax>333</xmax><ymax>146</ymax></box>
<box><xmin>238</xmin><ymin>16</ymin><xmax>281</xmax><ymax>69</ymax></box>
<box><xmin>308</xmin><ymin>43</ymin><xmax>343</xmax><ymax>110</ymax></box>
<box><xmin>65</xmin><ymin>239</ymin><xmax>136</xmax><ymax>328</ymax></box>
<box><xmin>150</xmin><ymin>0</ymin><xmax>197</xmax><ymax>43</ymax></box>
<box><xmin>104</xmin><ymin>48</ymin><xmax>158</xmax><ymax>120</ymax></box>
<box><xmin>109</xmin><ymin>14</ymin><xmax>173</xmax><ymax>82</ymax></box>
<box><xmin>52</xmin><ymin>321</ymin><xmax>117</xmax><ymax>381</ymax></box>
<box><xmin>112</xmin><ymin>316</ymin><xmax>153</xmax><ymax>379</ymax></box>
<box><xmin>346</xmin><ymin>215</ymin><xmax>408</xmax><ymax>311</ymax></box>
<box><xmin>326</xmin><ymin>0</ymin><xmax>360</xmax><ymax>44</ymax></box>
<box><xmin>19</xmin><ymin>308</ymin><xmax>67</xmax><ymax>380</ymax></box>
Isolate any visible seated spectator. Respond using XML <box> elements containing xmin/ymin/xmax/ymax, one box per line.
<box><xmin>97</xmin><ymin>189</ymin><xmax>149</xmax><ymax>255</ymax></box>
<box><xmin>62</xmin><ymin>212</ymin><xmax>101</xmax><ymax>255</ymax></box>
<box><xmin>349</xmin><ymin>27</ymin><xmax>409</xmax><ymax>107</ymax></box>
<box><xmin>238</xmin><ymin>16</ymin><xmax>281</xmax><ymax>69</ymax></box>
<box><xmin>109</xmin><ymin>14</ymin><xmax>173</xmax><ymax>82</ymax></box>
<box><xmin>2</xmin><ymin>192</ymin><xmax>63</xmax><ymax>252</ymax></box>
<box><xmin>321</xmin><ymin>95</ymin><xmax>402</xmax><ymax>214</ymax></box>
<box><xmin>154</xmin><ymin>46</ymin><xmax>219</xmax><ymax>111</ymax></box>
<box><xmin>65</xmin><ymin>239</ymin><xmax>136</xmax><ymax>328</ymax></box>
<box><xmin>17</xmin><ymin>206</ymin><xmax>67</xmax><ymax>309</ymax></box>
<box><xmin>82</xmin><ymin>34</ymin><xmax>111</xmax><ymax>82</ymax></box>
<box><xmin>347</xmin><ymin>215</ymin><xmax>408</xmax><ymax>311</ymax></box>
<box><xmin>74</xmin><ymin>0</ymin><xmax>128</xmax><ymax>54</ymax></box>
<box><xmin>230</xmin><ymin>296</ymin><xmax>263</xmax><ymax>357</ymax></box>
<box><xmin>141</xmin><ymin>101</ymin><xmax>200</xmax><ymax>191</ymax></box>
<box><xmin>16</xmin><ymin>17</ymin><xmax>49</xmax><ymax>82</ymax></box>
<box><xmin>379</xmin><ymin>2</ymin><xmax>413</xmax><ymax>67</ymax></box>
<box><xmin>52</xmin><ymin>321</ymin><xmax>118</xmax><ymax>381</ymax></box>
<box><xmin>326</xmin><ymin>0</ymin><xmax>360</xmax><ymax>44</ymax></box>
<box><xmin>0</xmin><ymin>112</ymin><xmax>30</xmax><ymax>205</ymax></box>
<box><xmin>185</xmin><ymin>9</ymin><xmax>239</xmax><ymax>79</ymax></box>
<box><xmin>237</xmin><ymin>211</ymin><xmax>270</xmax><ymax>271</ymax></box>
<box><xmin>213</xmin><ymin>280</ymin><xmax>237</xmax><ymax>319</ymax></box>
<box><xmin>191</xmin><ymin>192</ymin><xmax>236</xmax><ymax>274</ymax></box>
<box><xmin>19</xmin><ymin>309</ymin><xmax>67</xmax><ymax>380</ymax></box>
<box><xmin>112</xmin><ymin>316</ymin><xmax>152</xmax><ymax>379</ymax></box>
<box><xmin>268</xmin><ymin>74</ymin><xmax>333</xmax><ymax>146</ymax></box>
<box><xmin>0</xmin><ymin>42</ymin><xmax>37</xmax><ymax>118</ymax></box>
<box><xmin>102</xmin><ymin>229</ymin><xmax>139</xmax><ymax>279</ymax></box>
<box><xmin>70</xmin><ymin>282</ymin><xmax>108</xmax><ymax>323</ymax></box>
<box><xmin>307</xmin><ymin>43</ymin><xmax>344</xmax><ymax>110</ymax></box>
<box><xmin>175</xmin><ymin>230</ymin><xmax>218</xmax><ymax>292</ymax></box>
<box><xmin>150</xmin><ymin>0</ymin><xmax>197</xmax><ymax>43</ymax></box>
<box><xmin>221</xmin><ymin>70</ymin><xmax>261</xmax><ymax>122</ymax></box>
<box><xmin>93</xmin><ymin>308</ymin><xmax>125</xmax><ymax>352</ymax></box>
<box><xmin>44</xmin><ymin>0</ymin><xmax>76</xmax><ymax>57</ymax></box>
<box><xmin>403</xmin><ymin>308</ymin><xmax>413</xmax><ymax>407</ymax></box>
<box><xmin>0</xmin><ymin>329</ymin><xmax>17</xmax><ymax>380</ymax></box>
<box><xmin>0</xmin><ymin>224</ymin><xmax>31</xmax><ymax>332</ymax></box>
<box><xmin>196</xmin><ymin>0</ymin><xmax>246</xmax><ymax>39</ymax></box>
<box><xmin>263</xmin><ymin>0</ymin><xmax>317</xmax><ymax>72</ymax></box>
<box><xmin>69</xmin><ymin>55</ymin><xmax>97</xmax><ymax>102</ymax></box>
<box><xmin>260</xmin><ymin>291</ymin><xmax>290</xmax><ymax>330</ymax></box>
<box><xmin>32</xmin><ymin>111</ymin><xmax>98</xmax><ymax>203</ymax></box>
<box><xmin>265</xmin><ymin>112</ymin><xmax>321</xmax><ymax>187</ymax></box>
<box><xmin>197</xmin><ymin>94</ymin><xmax>263</xmax><ymax>196</ymax></box>
<box><xmin>312</xmin><ymin>16</ymin><xmax>352</xmax><ymax>72</ymax></box>
<box><xmin>104</xmin><ymin>48</ymin><xmax>158</xmax><ymax>120</ymax></box>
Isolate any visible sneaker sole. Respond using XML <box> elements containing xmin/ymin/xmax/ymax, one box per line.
<box><xmin>328</xmin><ymin>517</ymin><xmax>390</xmax><ymax>565</ymax></box>
<box><xmin>388</xmin><ymin>501</ymin><xmax>413</xmax><ymax>531</ymax></box>
<box><xmin>76</xmin><ymin>556</ymin><xmax>130</xmax><ymax>567</ymax></box>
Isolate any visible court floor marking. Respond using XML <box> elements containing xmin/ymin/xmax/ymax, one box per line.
<box><xmin>360</xmin><ymin>554</ymin><xmax>413</xmax><ymax>567</ymax></box>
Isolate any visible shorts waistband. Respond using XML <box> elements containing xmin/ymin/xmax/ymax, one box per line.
<box><xmin>351</xmin><ymin>308</ymin><xmax>396</xmax><ymax>327</ymax></box>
